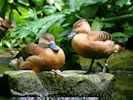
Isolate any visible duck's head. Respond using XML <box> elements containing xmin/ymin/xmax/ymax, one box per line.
<box><xmin>68</xmin><ymin>19</ymin><xmax>91</xmax><ymax>38</ymax></box>
<box><xmin>38</xmin><ymin>33</ymin><xmax>59</xmax><ymax>52</ymax></box>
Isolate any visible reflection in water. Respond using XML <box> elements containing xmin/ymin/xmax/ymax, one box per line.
<box><xmin>1</xmin><ymin>97</ymin><xmax>99</xmax><ymax>100</ymax></box>
<box><xmin>112</xmin><ymin>70</ymin><xmax>133</xmax><ymax>100</ymax></box>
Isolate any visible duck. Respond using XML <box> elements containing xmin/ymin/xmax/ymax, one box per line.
<box><xmin>9</xmin><ymin>33</ymin><xmax>65</xmax><ymax>72</ymax></box>
<box><xmin>68</xmin><ymin>19</ymin><xmax>123</xmax><ymax>73</ymax></box>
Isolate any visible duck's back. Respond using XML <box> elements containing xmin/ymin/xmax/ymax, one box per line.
<box><xmin>15</xmin><ymin>43</ymin><xmax>43</xmax><ymax>60</ymax></box>
<box><xmin>90</xmin><ymin>31</ymin><xmax>112</xmax><ymax>41</ymax></box>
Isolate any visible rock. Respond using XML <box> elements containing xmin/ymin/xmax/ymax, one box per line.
<box><xmin>38</xmin><ymin>70</ymin><xmax>115</xmax><ymax>97</ymax></box>
<box><xmin>2</xmin><ymin>70</ymin><xmax>48</xmax><ymax>96</ymax></box>
<box><xmin>0</xmin><ymin>70</ymin><xmax>115</xmax><ymax>98</ymax></box>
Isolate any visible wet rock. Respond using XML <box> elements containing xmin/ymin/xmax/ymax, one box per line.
<box><xmin>38</xmin><ymin>70</ymin><xmax>115</xmax><ymax>97</ymax></box>
<box><xmin>0</xmin><ymin>70</ymin><xmax>115</xmax><ymax>98</ymax></box>
<box><xmin>2</xmin><ymin>70</ymin><xmax>48</xmax><ymax>96</ymax></box>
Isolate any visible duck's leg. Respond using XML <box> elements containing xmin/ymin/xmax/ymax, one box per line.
<box><xmin>86</xmin><ymin>59</ymin><xmax>94</xmax><ymax>73</ymax></box>
<box><xmin>103</xmin><ymin>57</ymin><xmax>110</xmax><ymax>73</ymax></box>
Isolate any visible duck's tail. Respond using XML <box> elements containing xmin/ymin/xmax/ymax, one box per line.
<box><xmin>114</xmin><ymin>44</ymin><xmax>125</xmax><ymax>52</ymax></box>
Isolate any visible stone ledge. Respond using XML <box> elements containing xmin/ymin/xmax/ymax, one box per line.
<box><xmin>0</xmin><ymin>70</ymin><xmax>115</xmax><ymax>98</ymax></box>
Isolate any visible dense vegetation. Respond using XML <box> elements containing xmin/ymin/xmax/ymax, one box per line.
<box><xmin>0</xmin><ymin>0</ymin><xmax>133</xmax><ymax>69</ymax></box>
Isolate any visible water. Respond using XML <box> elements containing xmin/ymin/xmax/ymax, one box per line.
<box><xmin>0</xmin><ymin>97</ymin><xmax>100</xmax><ymax>100</ymax></box>
<box><xmin>112</xmin><ymin>70</ymin><xmax>133</xmax><ymax>100</ymax></box>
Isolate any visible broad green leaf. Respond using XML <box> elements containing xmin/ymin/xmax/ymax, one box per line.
<box><xmin>49</xmin><ymin>26</ymin><xmax>64</xmax><ymax>35</ymax></box>
<box><xmin>54</xmin><ymin>2</ymin><xmax>62</xmax><ymax>11</ymax></box>
<box><xmin>0</xmin><ymin>46</ymin><xmax>6</xmax><ymax>52</ymax></box>
<box><xmin>47</xmin><ymin>0</ymin><xmax>55</xmax><ymax>5</ymax></box>
<box><xmin>53</xmin><ymin>18</ymin><xmax>65</xmax><ymax>26</ymax></box>
<box><xmin>69</xmin><ymin>0</ymin><xmax>80</xmax><ymax>10</ymax></box>
<box><xmin>91</xmin><ymin>21</ymin><xmax>103</xmax><ymax>31</ymax></box>
<box><xmin>102</xmin><ymin>22</ymin><xmax>115</xmax><ymax>28</ymax></box>
<box><xmin>18</xmin><ymin>29</ymin><xmax>31</xmax><ymax>39</ymax></box>
<box><xmin>123</xmin><ymin>23</ymin><xmax>133</xmax><ymax>37</ymax></box>
<box><xmin>31</xmin><ymin>0</ymin><xmax>45</xmax><ymax>7</ymax></box>
<box><xmin>2</xmin><ymin>41</ymin><xmax>12</xmax><ymax>48</ymax></box>
<box><xmin>112</xmin><ymin>32</ymin><xmax>128</xmax><ymax>38</ymax></box>
<box><xmin>24</xmin><ymin>37</ymin><xmax>34</xmax><ymax>44</ymax></box>
<box><xmin>57</xmin><ymin>29</ymin><xmax>71</xmax><ymax>37</ymax></box>
<box><xmin>112</xmin><ymin>32</ymin><xmax>129</xmax><ymax>43</ymax></box>
<box><xmin>80</xmin><ymin>5</ymin><xmax>99</xmax><ymax>19</ymax></box>
<box><xmin>69</xmin><ymin>0</ymin><xmax>108</xmax><ymax>10</ymax></box>
<box><xmin>12</xmin><ymin>6</ymin><xmax>29</xmax><ymax>23</ymax></box>
<box><xmin>35</xmin><ymin>14</ymin><xmax>65</xmax><ymax>39</ymax></box>
<box><xmin>0</xmin><ymin>0</ymin><xmax>6</xmax><ymax>12</ymax></box>
<box><xmin>17</xmin><ymin>0</ymin><xmax>29</xmax><ymax>6</ymax></box>
<box><xmin>8</xmin><ymin>0</ymin><xmax>14</xmax><ymax>3</ymax></box>
<box><xmin>115</xmin><ymin>0</ymin><xmax>130</xmax><ymax>7</ymax></box>
<box><xmin>55</xmin><ymin>36</ymin><xmax>63</xmax><ymax>43</ymax></box>
<box><xmin>43</xmin><ymin>5</ymin><xmax>57</xmax><ymax>14</ymax></box>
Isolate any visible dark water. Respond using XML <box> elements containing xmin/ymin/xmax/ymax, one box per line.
<box><xmin>0</xmin><ymin>70</ymin><xmax>133</xmax><ymax>100</ymax></box>
<box><xmin>112</xmin><ymin>70</ymin><xmax>133</xmax><ymax>100</ymax></box>
<box><xmin>0</xmin><ymin>97</ymin><xmax>100</xmax><ymax>100</ymax></box>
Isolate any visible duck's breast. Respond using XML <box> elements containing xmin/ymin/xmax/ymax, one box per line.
<box><xmin>39</xmin><ymin>47</ymin><xmax>65</xmax><ymax>69</ymax></box>
<box><xmin>72</xmin><ymin>34</ymin><xmax>93</xmax><ymax>58</ymax></box>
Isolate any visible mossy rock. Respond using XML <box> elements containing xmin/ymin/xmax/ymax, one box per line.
<box><xmin>0</xmin><ymin>70</ymin><xmax>115</xmax><ymax>99</ymax></box>
<box><xmin>1</xmin><ymin>70</ymin><xmax>47</xmax><ymax>96</ymax></box>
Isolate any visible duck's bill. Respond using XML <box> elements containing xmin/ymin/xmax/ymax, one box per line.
<box><xmin>49</xmin><ymin>41</ymin><xmax>59</xmax><ymax>52</ymax></box>
<box><xmin>67</xmin><ymin>31</ymin><xmax>77</xmax><ymax>39</ymax></box>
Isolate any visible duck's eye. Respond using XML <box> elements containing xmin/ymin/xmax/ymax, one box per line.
<box><xmin>76</xmin><ymin>25</ymin><xmax>80</xmax><ymax>27</ymax></box>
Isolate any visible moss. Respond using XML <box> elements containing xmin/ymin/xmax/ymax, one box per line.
<box><xmin>79</xmin><ymin>50</ymin><xmax>133</xmax><ymax>71</ymax></box>
<box><xmin>0</xmin><ymin>65</ymin><xmax>16</xmax><ymax>74</ymax></box>
<box><xmin>1</xmin><ymin>70</ymin><xmax>115</xmax><ymax>97</ymax></box>
<box><xmin>114</xmin><ymin>72</ymin><xmax>133</xmax><ymax>91</ymax></box>
<box><xmin>4</xmin><ymin>70</ymin><xmax>44</xmax><ymax>95</ymax></box>
<box><xmin>109</xmin><ymin>50</ymin><xmax>133</xmax><ymax>70</ymax></box>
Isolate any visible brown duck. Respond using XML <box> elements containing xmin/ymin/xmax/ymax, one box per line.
<box><xmin>68</xmin><ymin>19</ymin><xmax>122</xmax><ymax>73</ymax></box>
<box><xmin>10</xmin><ymin>33</ymin><xmax>65</xmax><ymax>72</ymax></box>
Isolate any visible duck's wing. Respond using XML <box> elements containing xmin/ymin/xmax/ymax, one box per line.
<box><xmin>90</xmin><ymin>31</ymin><xmax>112</xmax><ymax>41</ymax></box>
<box><xmin>15</xmin><ymin>43</ymin><xmax>42</xmax><ymax>60</ymax></box>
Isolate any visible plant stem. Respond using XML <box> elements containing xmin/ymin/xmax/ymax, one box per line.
<box><xmin>100</xmin><ymin>13</ymin><xmax>133</xmax><ymax>22</ymax></box>
<box><xmin>76</xmin><ymin>14</ymin><xmax>133</xmax><ymax>22</ymax></box>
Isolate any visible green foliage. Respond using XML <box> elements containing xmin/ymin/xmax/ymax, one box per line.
<box><xmin>115</xmin><ymin>0</ymin><xmax>131</xmax><ymax>7</ymax></box>
<box><xmin>1</xmin><ymin>0</ymin><xmax>133</xmax><ymax>48</ymax></box>
<box><xmin>112</xmin><ymin>32</ymin><xmax>129</xmax><ymax>44</ymax></box>
<box><xmin>0</xmin><ymin>0</ymin><xmax>29</xmax><ymax>23</ymax></box>
<box><xmin>0</xmin><ymin>0</ymin><xmax>133</xmax><ymax>69</ymax></box>
<box><xmin>1</xmin><ymin>14</ymin><xmax>65</xmax><ymax>48</ymax></box>
<box><xmin>91</xmin><ymin>21</ymin><xmax>103</xmax><ymax>31</ymax></box>
<box><xmin>1</xmin><ymin>0</ymin><xmax>109</xmax><ymax>48</ymax></box>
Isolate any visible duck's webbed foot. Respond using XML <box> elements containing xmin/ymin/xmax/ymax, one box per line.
<box><xmin>102</xmin><ymin>58</ymin><xmax>110</xmax><ymax>73</ymax></box>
